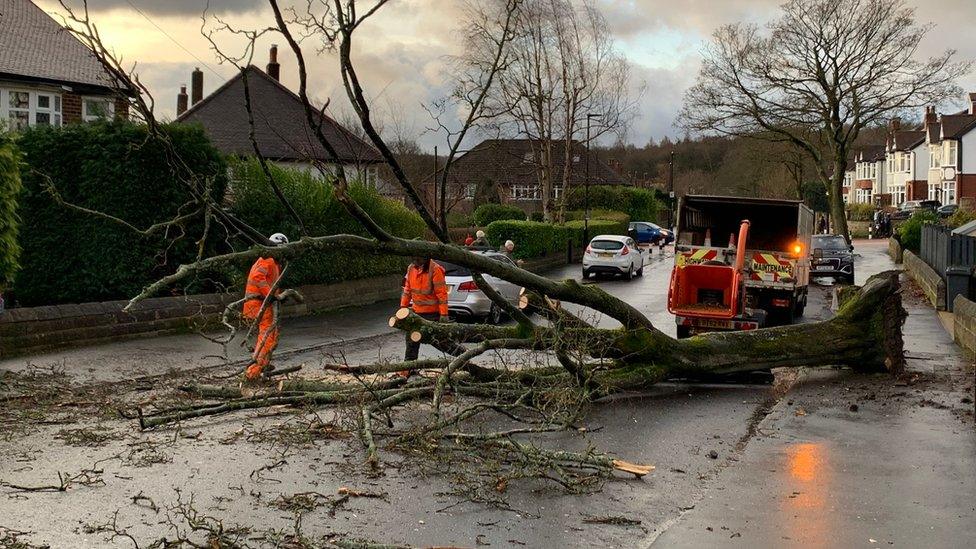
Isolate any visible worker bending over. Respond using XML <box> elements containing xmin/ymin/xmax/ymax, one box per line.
<box><xmin>243</xmin><ymin>232</ymin><xmax>289</xmax><ymax>381</ymax></box>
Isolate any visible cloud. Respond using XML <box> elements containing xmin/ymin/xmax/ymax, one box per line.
<box><xmin>59</xmin><ymin>0</ymin><xmax>264</xmax><ymax>16</ymax></box>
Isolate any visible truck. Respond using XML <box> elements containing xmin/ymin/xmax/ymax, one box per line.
<box><xmin>668</xmin><ymin>195</ymin><xmax>813</xmax><ymax>338</ymax></box>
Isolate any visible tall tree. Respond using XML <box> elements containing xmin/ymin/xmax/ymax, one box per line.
<box><xmin>459</xmin><ymin>0</ymin><xmax>637</xmax><ymax>222</ymax></box>
<box><xmin>680</xmin><ymin>0</ymin><xmax>969</xmax><ymax>242</ymax></box>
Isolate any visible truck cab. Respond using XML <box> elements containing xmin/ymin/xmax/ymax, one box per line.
<box><xmin>671</xmin><ymin>195</ymin><xmax>813</xmax><ymax>337</ymax></box>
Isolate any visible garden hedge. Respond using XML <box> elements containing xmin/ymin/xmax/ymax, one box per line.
<box><xmin>13</xmin><ymin>122</ymin><xmax>228</xmax><ymax>306</ymax></box>
<box><xmin>0</xmin><ymin>134</ymin><xmax>21</xmax><ymax>289</ymax></box>
<box><xmin>897</xmin><ymin>210</ymin><xmax>939</xmax><ymax>253</ymax></box>
<box><xmin>473</xmin><ymin>203</ymin><xmax>527</xmax><ymax>226</ymax></box>
<box><xmin>229</xmin><ymin>158</ymin><xmax>425</xmax><ymax>286</ymax></box>
<box><xmin>485</xmin><ymin>219</ymin><xmax>627</xmax><ymax>260</ymax></box>
<box><xmin>846</xmin><ymin>203</ymin><xmax>874</xmax><ymax>221</ymax></box>
<box><xmin>564</xmin><ymin>185</ymin><xmax>657</xmax><ymax>222</ymax></box>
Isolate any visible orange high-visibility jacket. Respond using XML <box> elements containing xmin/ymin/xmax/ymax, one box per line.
<box><xmin>243</xmin><ymin>256</ymin><xmax>281</xmax><ymax>318</ymax></box>
<box><xmin>401</xmin><ymin>261</ymin><xmax>448</xmax><ymax>316</ymax></box>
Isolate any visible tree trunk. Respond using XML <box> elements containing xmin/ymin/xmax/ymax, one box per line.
<box><xmin>829</xmin><ymin>158</ymin><xmax>850</xmax><ymax>243</ymax></box>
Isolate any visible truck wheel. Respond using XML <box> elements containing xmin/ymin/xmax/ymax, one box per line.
<box><xmin>676</xmin><ymin>326</ymin><xmax>691</xmax><ymax>339</ymax></box>
<box><xmin>794</xmin><ymin>300</ymin><xmax>805</xmax><ymax>318</ymax></box>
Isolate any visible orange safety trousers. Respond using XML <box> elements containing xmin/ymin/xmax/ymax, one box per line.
<box><xmin>245</xmin><ymin>307</ymin><xmax>279</xmax><ymax>380</ymax></box>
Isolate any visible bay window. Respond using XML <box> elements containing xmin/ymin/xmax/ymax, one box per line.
<box><xmin>944</xmin><ymin>140</ymin><xmax>958</xmax><ymax>167</ymax></box>
<box><xmin>1</xmin><ymin>88</ymin><xmax>62</xmax><ymax>129</ymax></box>
<box><xmin>511</xmin><ymin>184</ymin><xmax>540</xmax><ymax>200</ymax></box>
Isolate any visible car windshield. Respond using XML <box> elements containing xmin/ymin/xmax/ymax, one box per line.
<box><xmin>438</xmin><ymin>261</ymin><xmax>471</xmax><ymax>277</ymax></box>
<box><xmin>812</xmin><ymin>236</ymin><xmax>848</xmax><ymax>251</ymax></box>
<box><xmin>591</xmin><ymin>240</ymin><xmax>624</xmax><ymax>250</ymax></box>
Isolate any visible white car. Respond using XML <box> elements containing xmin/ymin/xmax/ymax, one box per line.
<box><xmin>582</xmin><ymin>235</ymin><xmax>644</xmax><ymax>280</ymax></box>
<box><xmin>439</xmin><ymin>251</ymin><xmax>524</xmax><ymax>324</ymax></box>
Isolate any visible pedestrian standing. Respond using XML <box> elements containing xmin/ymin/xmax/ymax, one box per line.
<box><xmin>817</xmin><ymin>215</ymin><xmax>827</xmax><ymax>235</ymax></box>
<box><xmin>398</xmin><ymin>256</ymin><xmax>450</xmax><ymax>376</ymax></box>
<box><xmin>500</xmin><ymin>240</ymin><xmax>525</xmax><ymax>266</ymax></box>
<box><xmin>471</xmin><ymin>230</ymin><xmax>491</xmax><ymax>248</ymax></box>
<box><xmin>242</xmin><ymin>232</ymin><xmax>289</xmax><ymax>381</ymax></box>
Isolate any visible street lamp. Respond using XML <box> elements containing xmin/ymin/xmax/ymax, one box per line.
<box><xmin>584</xmin><ymin>113</ymin><xmax>601</xmax><ymax>245</ymax></box>
<box><xmin>667</xmin><ymin>150</ymin><xmax>675</xmax><ymax>230</ymax></box>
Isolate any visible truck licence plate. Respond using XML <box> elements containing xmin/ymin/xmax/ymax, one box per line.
<box><xmin>694</xmin><ymin>318</ymin><xmax>733</xmax><ymax>329</ymax></box>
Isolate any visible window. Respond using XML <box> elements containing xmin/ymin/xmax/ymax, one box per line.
<box><xmin>553</xmin><ymin>184</ymin><xmax>564</xmax><ymax>199</ymax></box>
<box><xmin>888</xmin><ymin>156</ymin><xmax>895</xmax><ymax>173</ymax></box>
<box><xmin>1</xmin><ymin>88</ymin><xmax>62</xmax><ymax>130</ymax></box>
<box><xmin>944</xmin><ymin>140</ymin><xmax>958</xmax><ymax>167</ymax></box>
<box><xmin>364</xmin><ymin>166</ymin><xmax>378</xmax><ymax>188</ymax></box>
<box><xmin>511</xmin><ymin>184</ymin><xmax>540</xmax><ymax>200</ymax></box>
<box><xmin>82</xmin><ymin>97</ymin><xmax>114</xmax><ymax>122</ymax></box>
<box><xmin>465</xmin><ymin>183</ymin><xmax>476</xmax><ymax>200</ymax></box>
<box><xmin>931</xmin><ymin>145</ymin><xmax>942</xmax><ymax>168</ymax></box>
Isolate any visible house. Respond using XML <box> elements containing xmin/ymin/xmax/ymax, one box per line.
<box><xmin>429</xmin><ymin>138</ymin><xmax>627</xmax><ymax>216</ymax></box>
<box><xmin>852</xmin><ymin>145</ymin><xmax>887</xmax><ymax>205</ymax></box>
<box><xmin>926</xmin><ymin>94</ymin><xmax>976</xmax><ymax>206</ymax></box>
<box><xmin>176</xmin><ymin>46</ymin><xmax>385</xmax><ymax>187</ymax></box>
<box><xmin>884</xmin><ymin>118</ymin><xmax>927</xmax><ymax>206</ymax></box>
<box><xmin>0</xmin><ymin>0</ymin><xmax>126</xmax><ymax>129</ymax></box>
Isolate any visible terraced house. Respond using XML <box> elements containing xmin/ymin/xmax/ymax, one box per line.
<box><xmin>885</xmin><ymin>118</ymin><xmax>928</xmax><ymax>205</ymax></box>
<box><xmin>926</xmin><ymin>94</ymin><xmax>976</xmax><ymax>206</ymax></box>
<box><xmin>0</xmin><ymin>0</ymin><xmax>125</xmax><ymax>130</ymax></box>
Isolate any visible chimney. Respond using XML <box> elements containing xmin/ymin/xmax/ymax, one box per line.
<box><xmin>266</xmin><ymin>44</ymin><xmax>280</xmax><ymax>81</ymax></box>
<box><xmin>925</xmin><ymin>105</ymin><xmax>937</xmax><ymax>126</ymax></box>
<box><xmin>176</xmin><ymin>85</ymin><xmax>188</xmax><ymax>116</ymax></box>
<box><xmin>889</xmin><ymin>117</ymin><xmax>901</xmax><ymax>132</ymax></box>
<box><xmin>191</xmin><ymin>67</ymin><xmax>203</xmax><ymax>105</ymax></box>
<box><xmin>969</xmin><ymin>92</ymin><xmax>976</xmax><ymax>115</ymax></box>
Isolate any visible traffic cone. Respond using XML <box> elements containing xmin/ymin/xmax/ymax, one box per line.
<box><xmin>704</xmin><ymin>228</ymin><xmax>712</xmax><ymax>247</ymax></box>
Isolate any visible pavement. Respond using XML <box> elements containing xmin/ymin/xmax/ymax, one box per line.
<box><xmin>0</xmin><ymin>240</ymin><xmax>972</xmax><ymax>548</ymax></box>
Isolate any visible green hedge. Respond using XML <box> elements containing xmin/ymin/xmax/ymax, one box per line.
<box><xmin>846</xmin><ymin>203</ymin><xmax>874</xmax><ymax>221</ymax></box>
<box><xmin>13</xmin><ymin>122</ymin><xmax>228</xmax><ymax>306</ymax></box>
<box><xmin>565</xmin><ymin>209</ymin><xmax>631</xmax><ymax>225</ymax></box>
<box><xmin>564</xmin><ymin>185</ymin><xmax>657</xmax><ymax>221</ymax></box>
<box><xmin>897</xmin><ymin>210</ymin><xmax>939</xmax><ymax>253</ymax></box>
<box><xmin>473</xmin><ymin>203</ymin><xmax>526</xmax><ymax>226</ymax></box>
<box><xmin>485</xmin><ymin>219</ymin><xmax>627</xmax><ymax>260</ymax></box>
<box><xmin>229</xmin><ymin>158</ymin><xmax>425</xmax><ymax>286</ymax></box>
<box><xmin>0</xmin><ymin>134</ymin><xmax>21</xmax><ymax>289</ymax></box>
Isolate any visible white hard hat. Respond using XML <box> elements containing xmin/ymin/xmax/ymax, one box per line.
<box><xmin>504</xmin><ymin>240</ymin><xmax>515</xmax><ymax>250</ymax></box>
<box><xmin>269</xmin><ymin>233</ymin><xmax>289</xmax><ymax>245</ymax></box>
<box><xmin>476</xmin><ymin>230</ymin><xmax>486</xmax><ymax>238</ymax></box>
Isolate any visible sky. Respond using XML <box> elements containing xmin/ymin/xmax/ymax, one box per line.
<box><xmin>36</xmin><ymin>0</ymin><xmax>976</xmax><ymax>150</ymax></box>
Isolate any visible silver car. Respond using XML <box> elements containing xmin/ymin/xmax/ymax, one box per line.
<box><xmin>582</xmin><ymin>235</ymin><xmax>645</xmax><ymax>280</ymax></box>
<box><xmin>439</xmin><ymin>252</ymin><xmax>524</xmax><ymax>324</ymax></box>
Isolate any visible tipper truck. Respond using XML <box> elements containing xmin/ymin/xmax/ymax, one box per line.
<box><xmin>668</xmin><ymin>195</ymin><xmax>814</xmax><ymax>338</ymax></box>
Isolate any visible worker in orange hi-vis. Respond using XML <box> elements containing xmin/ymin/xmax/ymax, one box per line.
<box><xmin>397</xmin><ymin>255</ymin><xmax>451</xmax><ymax>377</ymax></box>
<box><xmin>243</xmin><ymin>232</ymin><xmax>289</xmax><ymax>381</ymax></box>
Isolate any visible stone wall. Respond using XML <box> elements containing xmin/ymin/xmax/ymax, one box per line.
<box><xmin>0</xmin><ymin>274</ymin><xmax>403</xmax><ymax>358</ymax></box>
<box><xmin>888</xmin><ymin>237</ymin><xmax>903</xmax><ymax>263</ymax></box>
<box><xmin>903</xmin><ymin>250</ymin><xmax>946</xmax><ymax>310</ymax></box>
<box><xmin>952</xmin><ymin>295</ymin><xmax>976</xmax><ymax>357</ymax></box>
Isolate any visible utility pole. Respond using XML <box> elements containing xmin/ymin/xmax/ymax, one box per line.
<box><xmin>667</xmin><ymin>150</ymin><xmax>675</xmax><ymax>230</ymax></box>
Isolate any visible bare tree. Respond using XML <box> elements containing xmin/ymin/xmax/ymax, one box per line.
<box><xmin>458</xmin><ymin>0</ymin><xmax>638</xmax><ymax>222</ymax></box>
<box><xmin>681</xmin><ymin>0</ymin><xmax>970</xmax><ymax>242</ymax></box>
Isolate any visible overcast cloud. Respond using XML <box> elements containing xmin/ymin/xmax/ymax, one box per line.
<box><xmin>39</xmin><ymin>0</ymin><xmax>976</xmax><ymax>149</ymax></box>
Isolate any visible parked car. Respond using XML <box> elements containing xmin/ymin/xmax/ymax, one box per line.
<box><xmin>439</xmin><ymin>252</ymin><xmax>523</xmax><ymax>324</ymax></box>
<box><xmin>892</xmin><ymin>199</ymin><xmax>941</xmax><ymax>220</ymax></box>
<box><xmin>938</xmin><ymin>204</ymin><xmax>959</xmax><ymax>218</ymax></box>
<box><xmin>810</xmin><ymin>234</ymin><xmax>855</xmax><ymax>284</ymax></box>
<box><xmin>628</xmin><ymin>221</ymin><xmax>674</xmax><ymax>246</ymax></box>
<box><xmin>582</xmin><ymin>235</ymin><xmax>645</xmax><ymax>280</ymax></box>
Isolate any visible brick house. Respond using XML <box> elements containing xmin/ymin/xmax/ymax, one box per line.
<box><xmin>926</xmin><ymin>94</ymin><xmax>976</xmax><ymax>206</ymax></box>
<box><xmin>428</xmin><ymin>138</ymin><xmax>627</xmax><ymax>216</ymax></box>
<box><xmin>884</xmin><ymin>118</ymin><xmax>927</xmax><ymax>205</ymax></box>
<box><xmin>176</xmin><ymin>47</ymin><xmax>385</xmax><ymax>188</ymax></box>
<box><xmin>0</xmin><ymin>0</ymin><xmax>126</xmax><ymax>130</ymax></box>
<box><xmin>852</xmin><ymin>145</ymin><xmax>887</xmax><ymax>205</ymax></box>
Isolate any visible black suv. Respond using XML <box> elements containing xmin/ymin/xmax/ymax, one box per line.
<box><xmin>810</xmin><ymin>234</ymin><xmax>854</xmax><ymax>284</ymax></box>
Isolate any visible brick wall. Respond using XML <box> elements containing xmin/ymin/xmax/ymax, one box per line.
<box><xmin>952</xmin><ymin>295</ymin><xmax>976</xmax><ymax>357</ymax></box>
<box><xmin>907</xmin><ymin>180</ymin><xmax>927</xmax><ymax>201</ymax></box>
<box><xmin>62</xmin><ymin>92</ymin><xmax>82</xmax><ymax>124</ymax></box>
<box><xmin>888</xmin><ymin>236</ymin><xmax>903</xmax><ymax>263</ymax></box>
<box><xmin>957</xmin><ymin>174</ymin><xmax>976</xmax><ymax>200</ymax></box>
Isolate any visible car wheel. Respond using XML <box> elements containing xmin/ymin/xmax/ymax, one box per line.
<box><xmin>624</xmin><ymin>264</ymin><xmax>634</xmax><ymax>281</ymax></box>
<box><xmin>582</xmin><ymin>268</ymin><xmax>589</xmax><ymax>280</ymax></box>
<box><xmin>486</xmin><ymin>304</ymin><xmax>503</xmax><ymax>325</ymax></box>
<box><xmin>637</xmin><ymin>263</ymin><xmax>644</xmax><ymax>277</ymax></box>
<box><xmin>676</xmin><ymin>326</ymin><xmax>691</xmax><ymax>339</ymax></box>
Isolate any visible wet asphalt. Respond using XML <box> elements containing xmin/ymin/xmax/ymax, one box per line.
<box><xmin>0</xmin><ymin>240</ymin><xmax>973</xmax><ymax>548</ymax></box>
